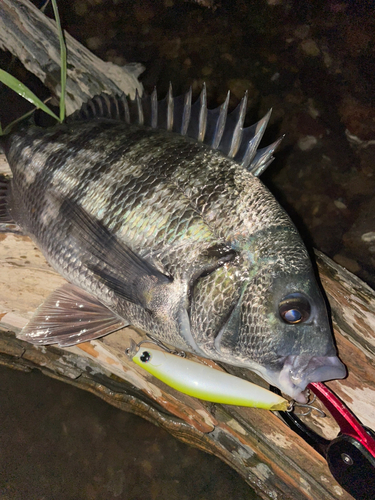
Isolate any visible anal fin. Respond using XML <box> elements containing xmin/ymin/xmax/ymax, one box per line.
<box><xmin>17</xmin><ymin>283</ymin><xmax>129</xmax><ymax>347</ymax></box>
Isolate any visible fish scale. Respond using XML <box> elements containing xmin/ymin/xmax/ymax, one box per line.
<box><xmin>0</xmin><ymin>89</ymin><xmax>346</xmax><ymax>401</ymax></box>
<box><xmin>190</xmin><ymin>263</ymin><xmax>242</xmax><ymax>353</ymax></box>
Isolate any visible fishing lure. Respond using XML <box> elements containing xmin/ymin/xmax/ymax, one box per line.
<box><xmin>130</xmin><ymin>340</ymin><xmax>375</xmax><ymax>497</ymax></box>
<box><xmin>127</xmin><ymin>341</ymin><xmax>289</xmax><ymax>411</ymax></box>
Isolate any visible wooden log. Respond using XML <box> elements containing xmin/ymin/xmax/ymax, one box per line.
<box><xmin>1</xmin><ymin>152</ymin><xmax>375</xmax><ymax>499</ymax></box>
<box><xmin>0</xmin><ymin>0</ymin><xmax>143</xmax><ymax>114</ymax></box>
<box><xmin>0</xmin><ymin>2</ymin><xmax>374</xmax><ymax>498</ymax></box>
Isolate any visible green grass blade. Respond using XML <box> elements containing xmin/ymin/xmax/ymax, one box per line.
<box><xmin>2</xmin><ymin>108</ymin><xmax>37</xmax><ymax>136</ymax></box>
<box><xmin>0</xmin><ymin>69</ymin><xmax>60</xmax><ymax>123</ymax></box>
<box><xmin>51</xmin><ymin>0</ymin><xmax>66</xmax><ymax>123</ymax></box>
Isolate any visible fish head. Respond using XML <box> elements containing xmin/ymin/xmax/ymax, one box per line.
<box><xmin>193</xmin><ymin>230</ymin><xmax>346</xmax><ymax>403</ymax></box>
<box><xmin>265</xmin><ymin>266</ymin><xmax>346</xmax><ymax>401</ymax></box>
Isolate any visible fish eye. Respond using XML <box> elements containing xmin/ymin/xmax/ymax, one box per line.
<box><xmin>279</xmin><ymin>293</ymin><xmax>311</xmax><ymax>324</ymax></box>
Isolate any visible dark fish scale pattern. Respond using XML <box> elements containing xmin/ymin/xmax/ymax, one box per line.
<box><xmin>1</xmin><ymin>108</ymin><xmax>346</xmax><ymax>398</ymax></box>
<box><xmin>7</xmin><ymin>121</ymin><xmax>307</xmax><ymax>333</ymax></box>
<box><xmin>190</xmin><ymin>263</ymin><xmax>242</xmax><ymax>353</ymax></box>
<box><xmin>238</xmin><ymin>268</ymin><xmax>274</xmax><ymax>363</ymax></box>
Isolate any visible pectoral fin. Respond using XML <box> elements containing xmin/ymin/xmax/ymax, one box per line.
<box><xmin>61</xmin><ymin>198</ymin><xmax>173</xmax><ymax>310</ymax></box>
<box><xmin>17</xmin><ymin>283</ymin><xmax>128</xmax><ymax>347</ymax></box>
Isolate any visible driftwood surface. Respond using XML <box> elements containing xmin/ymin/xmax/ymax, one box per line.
<box><xmin>0</xmin><ymin>0</ymin><xmax>143</xmax><ymax>113</ymax></box>
<box><xmin>0</xmin><ymin>2</ymin><xmax>375</xmax><ymax>498</ymax></box>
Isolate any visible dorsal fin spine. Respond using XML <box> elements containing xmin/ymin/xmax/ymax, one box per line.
<box><xmin>122</xmin><ymin>95</ymin><xmax>130</xmax><ymax>124</ymax></box>
<box><xmin>181</xmin><ymin>88</ymin><xmax>192</xmax><ymax>135</ymax></box>
<box><xmin>112</xmin><ymin>95</ymin><xmax>120</xmax><ymax>120</ymax></box>
<box><xmin>240</xmin><ymin>109</ymin><xmax>272</xmax><ymax>170</ymax></box>
<box><xmin>198</xmin><ymin>84</ymin><xmax>207</xmax><ymax>142</ymax></box>
<box><xmin>212</xmin><ymin>91</ymin><xmax>230</xmax><ymax>149</ymax></box>
<box><xmin>88</xmin><ymin>100</ymin><xmax>96</xmax><ymax>117</ymax></box>
<box><xmin>97</xmin><ymin>96</ymin><xmax>104</xmax><ymax>116</ymax></box>
<box><xmin>135</xmin><ymin>89</ymin><xmax>144</xmax><ymax>126</ymax></box>
<box><xmin>151</xmin><ymin>88</ymin><xmax>158</xmax><ymax>128</ymax></box>
<box><xmin>251</xmin><ymin>158</ymin><xmax>274</xmax><ymax>177</ymax></box>
<box><xmin>228</xmin><ymin>91</ymin><xmax>248</xmax><ymax>158</ymax></box>
<box><xmin>250</xmin><ymin>136</ymin><xmax>283</xmax><ymax>174</ymax></box>
<box><xmin>69</xmin><ymin>88</ymin><xmax>281</xmax><ymax>176</ymax></box>
<box><xmin>167</xmin><ymin>83</ymin><xmax>174</xmax><ymax>131</ymax></box>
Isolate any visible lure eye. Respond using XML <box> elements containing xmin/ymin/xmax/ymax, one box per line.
<box><xmin>279</xmin><ymin>293</ymin><xmax>311</xmax><ymax>324</ymax></box>
<box><xmin>140</xmin><ymin>351</ymin><xmax>151</xmax><ymax>363</ymax></box>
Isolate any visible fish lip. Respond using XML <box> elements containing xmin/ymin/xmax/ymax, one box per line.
<box><xmin>265</xmin><ymin>354</ymin><xmax>347</xmax><ymax>403</ymax></box>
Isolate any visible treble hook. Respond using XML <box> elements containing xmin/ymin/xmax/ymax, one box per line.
<box><xmin>288</xmin><ymin>392</ymin><xmax>326</xmax><ymax>417</ymax></box>
<box><xmin>125</xmin><ymin>336</ymin><xmax>186</xmax><ymax>358</ymax></box>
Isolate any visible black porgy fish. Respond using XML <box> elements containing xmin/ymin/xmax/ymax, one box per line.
<box><xmin>0</xmin><ymin>88</ymin><xmax>346</xmax><ymax>402</ymax></box>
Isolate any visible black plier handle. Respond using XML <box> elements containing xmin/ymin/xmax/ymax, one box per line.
<box><xmin>272</xmin><ymin>382</ymin><xmax>375</xmax><ymax>500</ymax></box>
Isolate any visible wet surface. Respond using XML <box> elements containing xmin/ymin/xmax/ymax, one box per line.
<box><xmin>0</xmin><ymin>365</ymin><xmax>258</xmax><ymax>500</ymax></box>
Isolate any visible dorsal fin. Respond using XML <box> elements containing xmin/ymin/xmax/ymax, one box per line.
<box><xmin>68</xmin><ymin>86</ymin><xmax>282</xmax><ymax>177</ymax></box>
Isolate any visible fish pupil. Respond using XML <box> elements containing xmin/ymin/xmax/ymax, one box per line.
<box><xmin>284</xmin><ymin>309</ymin><xmax>302</xmax><ymax>323</ymax></box>
<box><xmin>140</xmin><ymin>351</ymin><xmax>151</xmax><ymax>363</ymax></box>
<box><xmin>279</xmin><ymin>293</ymin><xmax>311</xmax><ymax>324</ymax></box>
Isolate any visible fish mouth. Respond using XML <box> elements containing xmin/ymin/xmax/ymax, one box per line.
<box><xmin>267</xmin><ymin>355</ymin><xmax>347</xmax><ymax>403</ymax></box>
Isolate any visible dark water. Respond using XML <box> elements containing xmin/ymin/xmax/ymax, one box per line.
<box><xmin>0</xmin><ymin>365</ymin><xmax>258</xmax><ymax>500</ymax></box>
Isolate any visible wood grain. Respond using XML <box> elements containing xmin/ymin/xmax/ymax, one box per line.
<box><xmin>0</xmin><ymin>0</ymin><xmax>143</xmax><ymax>114</ymax></box>
<box><xmin>1</xmin><ymin>2</ymin><xmax>374</xmax><ymax>497</ymax></box>
<box><xmin>1</xmin><ymin>182</ymin><xmax>370</xmax><ymax>498</ymax></box>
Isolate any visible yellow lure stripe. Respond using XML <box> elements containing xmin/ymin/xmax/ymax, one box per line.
<box><xmin>132</xmin><ymin>347</ymin><xmax>289</xmax><ymax>411</ymax></box>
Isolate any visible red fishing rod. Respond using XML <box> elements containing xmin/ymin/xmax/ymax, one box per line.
<box><xmin>272</xmin><ymin>382</ymin><xmax>375</xmax><ymax>499</ymax></box>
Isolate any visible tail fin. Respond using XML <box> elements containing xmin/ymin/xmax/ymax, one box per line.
<box><xmin>0</xmin><ymin>174</ymin><xmax>22</xmax><ymax>233</ymax></box>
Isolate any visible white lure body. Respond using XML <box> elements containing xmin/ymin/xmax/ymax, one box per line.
<box><xmin>132</xmin><ymin>347</ymin><xmax>289</xmax><ymax>411</ymax></box>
